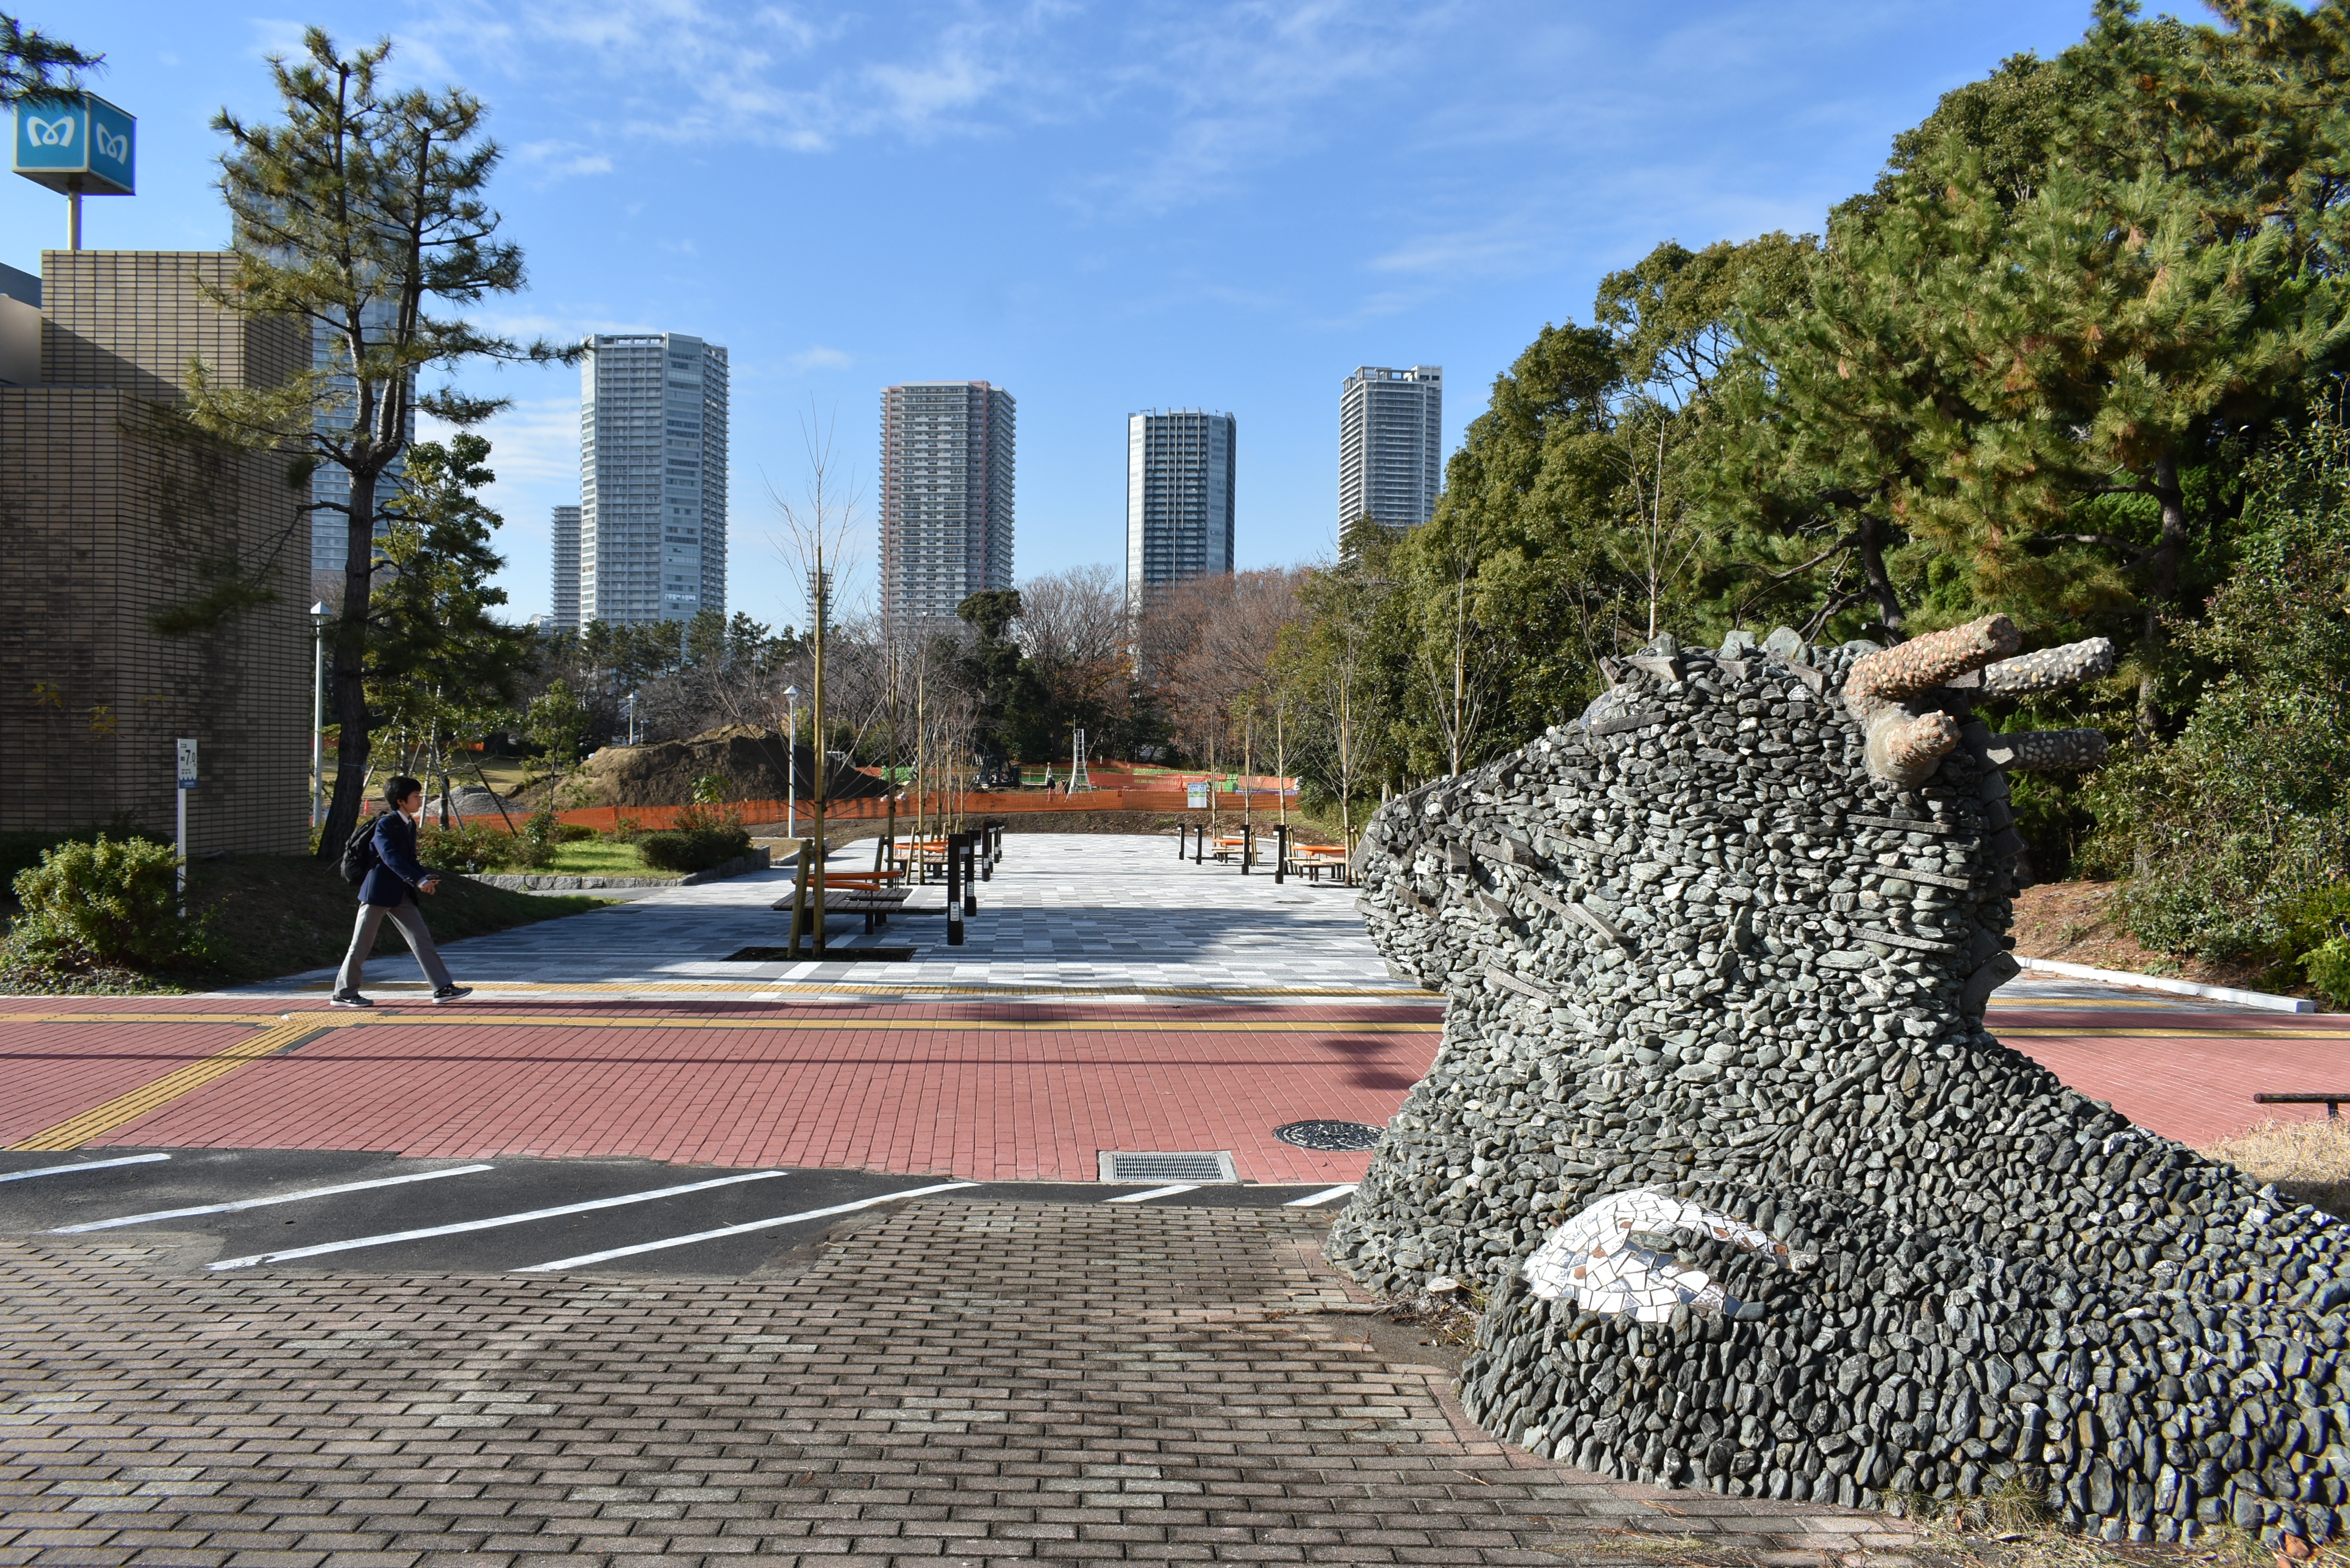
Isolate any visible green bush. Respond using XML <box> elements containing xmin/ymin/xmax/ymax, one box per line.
<box><xmin>10</xmin><ymin>835</ymin><xmax>206</xmax><ymax>969</ymax></box>
<box><xmin>2085</xmin><ymin>416</ymin><xmax>2350</xmax><ymax>963</ymax></box>
<box><xmin>637</xmin><ymin>826</ymin><xmax>751</xmax><ymax>873</ymax></box>
<box><xmin>420</xmin><ymin>820</ymin><xmax>521</xmax><ymax>873</ymax></box>
<box><xmin>557</xmin><ymin>822</ymin><xmax>598</xmax><ymax>843</ymax></box>
<box><xmin>509</xmin><ymin>808</ymin><xmax>560</xmax><ymax>871</ymax></box>
<box><xmin>0</xmin><ymin>819</ymin><xmax>162</xmax><ymax>886</ymax></box>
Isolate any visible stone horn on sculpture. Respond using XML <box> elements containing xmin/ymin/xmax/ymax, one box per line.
<box><xmin>1844</xmin><ymin>615</ymin><xmax>2114</xmax><ymax>787</ymax></box>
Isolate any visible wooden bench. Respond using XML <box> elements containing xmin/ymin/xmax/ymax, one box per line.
<box><xmin>2255</xmin><ymin>1092</ymin><xmax>2350</xmax><ymax>1120</ymax></box>
<box><xmin>1285</xmin><ymin>844</ymin><xmax>1352</xmax><ymax>884</ymax></box>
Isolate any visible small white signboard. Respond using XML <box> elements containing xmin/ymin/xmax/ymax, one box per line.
<box><xmin>1186</xmin><ymin>781</ymin><xmax>1210</xmax><ymax>809</ymax></box>
<box><xmin>175</xmin><ymin>737</ymin><xmax>198</xmax><ymax>790</ymax></box>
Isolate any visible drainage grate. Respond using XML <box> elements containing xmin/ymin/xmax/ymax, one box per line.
<box><xmin>1098</xmin><ymin>1150</ymin><xmax>1238</xmax><ymax>1184</ymax></box>
<box><xmin>1274</xmin><ymin>1121</ymin><xmax>1384</xmax><ymax>1152</ymax></box>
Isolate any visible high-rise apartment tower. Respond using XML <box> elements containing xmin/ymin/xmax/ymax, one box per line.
<box><xmin>1125</xmin><ymin>409</ymin><xmax>1235</xmax><ymax>607</ymax></box>
<box><xmin>578</xmin><ymin>332</ymin><xmax>728</xmax><ymax>625</ymax></box>
<box><xmin>550</xmin><ymin>505</ymin><xmax>581</xmax><ymax>630</ymax></box>
<box><xmin>1338</xmin><ymin>364</ymin><xmax>1442</xmax><ymax>533</ymax></box>
<box><xmin>308</xmin><ymin>306</ymin><xmax>412</xmax><ymax>576</ymax></box>
<box><xmin>878</xmin><ymin>381</ymin><xmax>1015</xmax><ymax>625</ymax></box>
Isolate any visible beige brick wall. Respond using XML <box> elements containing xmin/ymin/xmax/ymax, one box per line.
<box><xmin>0</xmin><ymin>252</ymin><xmax>309</xmax><ymax>856</ymax></box>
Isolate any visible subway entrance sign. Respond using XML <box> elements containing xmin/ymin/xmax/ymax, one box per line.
<box><xmin>13</xmin><ymin>91</ymin><xmax>135</xmax><ymax>195</ymax></box>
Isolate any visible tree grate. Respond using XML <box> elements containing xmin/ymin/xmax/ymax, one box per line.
<box><xmin>1274</xmin><ymin>1121</ymin><xmax>1384</xmax><ymax>1152</ymax></box>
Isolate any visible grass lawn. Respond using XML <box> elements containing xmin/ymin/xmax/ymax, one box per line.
<box><xmin>542</xmin><ymin>838</ymin><xmax>681</xmax><ymax>879</ymax></box>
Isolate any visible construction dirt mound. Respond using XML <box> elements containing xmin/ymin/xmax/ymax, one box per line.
<box><xmin>567</xmin><ymin>724</ymin><xmax>889</xmax><ymax>809</ymax></box>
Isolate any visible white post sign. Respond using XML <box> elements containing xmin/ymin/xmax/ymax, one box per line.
<box><xmin>175</xmin><ymin>738</ymin><xmax>196</xmax><ymax>908</ymax></box>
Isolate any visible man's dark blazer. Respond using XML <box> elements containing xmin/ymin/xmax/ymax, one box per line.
<box><xmin>359</xmin><ymin>811</ymin><xmax>433</xmax><ymax>908</ymax></box>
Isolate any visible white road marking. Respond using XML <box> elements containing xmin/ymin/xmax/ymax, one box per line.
<box><xmin>52</xmin><ymin>1163</ymin><xmax>496</xmax><ymax>1233</ymax></box>
<box><xmin>1283</xmin><ymin>1184</ymin><xmax>1359</xmax><ymax>1208</ymax></box>
<box><xmin>208</xmin><ymin>1170</ymin><xmax>793</xmax><ymax>1271</ymax></box>
<box><xmin>0</xmin><ymin>1152</ymin><xmax>170</xmax><ymax>1184</ymax></box>
<box><xmin>1103</xmin><ymin>1184</ymin><xmax>1199</xmax><ymax>1203</ymax></box>
<box><xmin>514</xmin><ymin>1181</ymin><xmax>982</xmax><ymax>1271</ymax></box>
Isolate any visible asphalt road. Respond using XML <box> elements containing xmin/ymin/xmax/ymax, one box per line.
<box><xmin>0</xmin><ymin>1147</ymin><xmax>1358</xmax><ymax>1277</ymax></box>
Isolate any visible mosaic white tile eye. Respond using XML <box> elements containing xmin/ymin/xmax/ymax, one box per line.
<box><xmin>1522</xmin><ymin>1188</ymin><xmax>1795</xmax><ymax>1323</ymax></box>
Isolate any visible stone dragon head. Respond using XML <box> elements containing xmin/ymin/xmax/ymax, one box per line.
<box><xmin>1328</xmin><ymin>618</ymin><xmax>2350</xmax><ymax>1549</ymax></box>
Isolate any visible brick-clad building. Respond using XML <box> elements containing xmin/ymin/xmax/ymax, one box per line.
<box><xmin>0</xmin><ymin>251</ymin><xmax>309</xmax><ymax>854</ymax></box>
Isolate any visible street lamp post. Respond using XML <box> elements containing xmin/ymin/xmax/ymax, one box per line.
<box><xmin>309</xmin><ymin>602</ymin><xmax>330</xmax><ymax>829</ymax></box>
<box><xmin>784</xmin><ymin>685</ymin><xmax>801</xmax><ymax>840</ymax></box>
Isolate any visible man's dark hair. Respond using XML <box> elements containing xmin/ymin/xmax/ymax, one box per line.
<box><xmin>385</xmin><ymin>775</ymin><xmax>424</xmax><ymax>808</ymax></box>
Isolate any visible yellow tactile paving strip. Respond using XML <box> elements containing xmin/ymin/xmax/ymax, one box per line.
<box><xmin>7</xmin><ymin>1017</ymin><xmax>345</xmax><ymax>1152</ymax></box>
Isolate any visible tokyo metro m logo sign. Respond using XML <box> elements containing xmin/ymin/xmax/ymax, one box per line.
<box><xmin>12</xmin><ymin>92</ymin><xmax>135</xmax><ymax>195</ymax></box>
<box><xmin>22</xmin><ymin>112</ymin><xmax>74</xmax><ymax>148</ymax></box>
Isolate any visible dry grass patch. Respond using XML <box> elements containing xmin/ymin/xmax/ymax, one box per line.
<box><xmin>2198</xmin><ymin>1117</ymin><xmax>2350</xmax><ymax>1219</ymax></box>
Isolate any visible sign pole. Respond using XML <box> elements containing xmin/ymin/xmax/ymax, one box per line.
<box><xmin>174</xmin><ymin>738</ymin><xmax>197</xmax><ymax>916</ymax></box>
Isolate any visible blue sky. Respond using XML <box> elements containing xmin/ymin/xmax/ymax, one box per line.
<box><xmin>3</xmin><ymin>0</ymin><xmax>2101</xmax><ymax>629</ymax></box>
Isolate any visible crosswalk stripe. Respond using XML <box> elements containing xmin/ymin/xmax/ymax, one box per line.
<box><xmin>514</xmin><ymin>1181</ymin><xmax>982</xmax><ymax>1271</ymax></box>
<box><xmin>207</xmin><ymin>1169</ymin><xmax>793</xmax><ymax>1271</ymax></box>
<box><xmin>1103</xmin><ymin>1184</ymin><xmax>1199</xmax><ymax>1203</ymax></box>
<box><xmin>52</xmin><ymin>1163</ymin><xmax>496</xmax><ymax>1233</ymax></box>
<box><xmin>0</xmin><ymin>1151</ymin><xmax>171</xmax><ymax>1183</ymax></box>
<box><xmin>1282</xmin><ymin>1184</ymin><xmax>1358</xmax><ymax>1207</ymax></box>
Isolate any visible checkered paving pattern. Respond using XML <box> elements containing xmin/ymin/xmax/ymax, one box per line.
<box><xmin>231</xmin><ymin>835</ymin><xmax>1401</xmax><ymax>1002</ymax></box>
<box><xmin>0</xmin><ymin>1201</ymin><xmax>1925</xmax><ymax>1566</ymax></box>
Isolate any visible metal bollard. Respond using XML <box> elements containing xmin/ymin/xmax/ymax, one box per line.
<box><xmin>1194</xmin><ymin>824</ymin><xmax>1204</xmax><ymax>864</ymax></box>
<box><xmin>1177</xmin><ymin>823</ymin><xmax>1188</xmax><ymax>859</ymax></box>
<box><xmin>1274</xmin><ymin>824</ymin><xmax>1287</xmax><ymax>884</ymax></box>
<box><xmin>963</xmin><ymin>835</ymin><xmax>979</xmax><ymax>915</ymax></box>
<box><xmin>946</xmin><ymin>832</ymin><xmax>964</xmax><ymax>946</ymax></box>
<box><xmin>1241</xmin><ymin>823</ymin><xmax>1253</xmax><ymax>874</ymax></box>
<box><xmin>981</xmin><ymin>825</ymin><xmax>993</xmax><ymax>882</ymax></box>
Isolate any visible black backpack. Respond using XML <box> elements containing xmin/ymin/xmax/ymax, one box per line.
<box><xmin>338</xmin><ymin>816</ymin><xmax>379</xmax><ymax>884</ymax></box>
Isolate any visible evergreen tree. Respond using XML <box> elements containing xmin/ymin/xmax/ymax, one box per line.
<box><xmin>0</xmin><ymin>11</ymin><xmax>98</xmax><ymax>103</ymax></box>
<box><xmin>187</xmin><ymin>30</ymin><xmax>570</xmax><ymax>856</ymax></box>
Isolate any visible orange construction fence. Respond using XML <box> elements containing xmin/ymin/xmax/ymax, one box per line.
<box><xmin>433</xmin><ymin>788</ymin><xmax>1265</xmax><ymax>834</ymax></box>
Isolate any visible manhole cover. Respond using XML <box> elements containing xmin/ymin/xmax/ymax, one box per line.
<box><xmin>1274</xmin><ymin>1121</ymin><xmax>1383</xmax><ymax>1151</ymax></box>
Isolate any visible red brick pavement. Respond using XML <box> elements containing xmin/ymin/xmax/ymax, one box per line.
<box><xmin>4</xmin><ymin>1001</ymin><xmax>1444</xmax><ymax>1183</ymax></box>
<box><xmin>0</xmin><ymin>1016</ymin><xmax>256</xmax><ymax>1147</ymax></box>
<box><xmin>3</xmin><ymin>994</ymin><xmax>2340</xmax><ymax>1173</ymax></box>
<box><xmin>1983</xmin><ymin>1000</ymin><xmax>2349</xmax><ymax>1147</ymax></box>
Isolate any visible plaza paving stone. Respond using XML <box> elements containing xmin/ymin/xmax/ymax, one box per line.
<box><xmin>236</xmin><ymin>835</ymin><xmax>1410</xmax><ymax>1005</ymax></box>
<box><xmin>0</xmin><ymin>1199</ymin><xmax>1928</xmax><ymax>1567</ymax></box>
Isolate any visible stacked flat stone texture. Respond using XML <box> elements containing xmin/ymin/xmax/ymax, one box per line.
<box><xmin>0</xmin><ymin>252</ymin><xmax>308</xmax><ymax>853</ymax></box>
<box><xmin>1330</xmin><ymin>623</ymin><xmax>2348</xmax><ymax>1548</ymax></box>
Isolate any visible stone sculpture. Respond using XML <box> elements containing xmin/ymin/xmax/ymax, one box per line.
<box><xmin>1331</xmin><ymin>616</ymin><xmax>2347</xmax><ymax>1547</ymax></box>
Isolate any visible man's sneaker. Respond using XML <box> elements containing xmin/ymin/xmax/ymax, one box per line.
<box><xmin>431</xmin><ymin>985</ymin><xmax>474</xmax><ymax>1005</ymax></box>
<box><xmin>329</xmin><ymin>992</ymin><xmax>373</xmax><ymax>1009</ymax></box>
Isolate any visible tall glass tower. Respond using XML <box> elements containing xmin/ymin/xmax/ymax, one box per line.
<box><xmin>578</xmin><ymin>332</ymin><xmax>728</xmax><ymax>626</ymax></box>
<box><xmin>1125</xmin><ymin>409</ymin><xmax>1235</xmax><ymax>609</ymax></box>
<box><xmin>1338</xmin><ymin>364</ymin><xmax>1442</xmax><ymax>533</ymax></box>
<box><xmin>549</xmin><ymin>505</ymin><xmax>581</xmax><ymax>630</ymax></box>
<box><xmin>877</xmin><ymin>381</ymin><xmax>1016</xmax><ymax>625</ymax></box>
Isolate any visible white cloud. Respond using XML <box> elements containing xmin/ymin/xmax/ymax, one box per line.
<box><xmin>513</xmin><ymin>139</ymin><xmax>614</xmax><ymax>181</ymax></box>
<box><xmin>789</xmin><ymin>345</ymin><xmax>853</xmax><ymax>371</ymax></box>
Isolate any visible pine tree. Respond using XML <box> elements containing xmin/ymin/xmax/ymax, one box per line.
<box><xmin>186</xmin><ymin>29</ymin><xmax>570</xmax><ymax>856</ymax></box>
<box><xmin>0</xmin><ymin>12</ymin><xmax>99</xmax><ymax>103</ymax></box>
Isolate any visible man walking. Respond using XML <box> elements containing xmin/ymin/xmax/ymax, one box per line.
<box><xmin>331</xmin><ymin>775</ymin><xmax>473</xmax><ymax>1008</ymax></box>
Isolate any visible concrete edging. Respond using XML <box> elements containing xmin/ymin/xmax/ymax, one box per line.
<box><xmin>469</xmin><ymin>847</ymin><xmax>771</xmax><ymax>893</ymax></box>
<box><xmin>2014</xmin><ymin>954</ymin><xmax>2318</xmax><ymax>1014</ymax></box>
